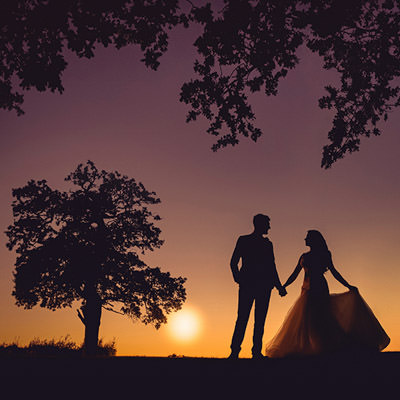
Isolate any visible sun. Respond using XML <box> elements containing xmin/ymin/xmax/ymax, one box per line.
<box><xmin>168</xmin><ymin>308</ymin><xmax>201</xmax><ymax>342</ymax></box>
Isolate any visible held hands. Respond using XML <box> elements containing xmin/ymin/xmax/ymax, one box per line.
<box><xmin>348</xmin><ymin>285</ymin><xmax>358</xmax><ymax>292</ymax></box>
<box><xmin>278</xmin><ymin>285</ymin><xmax>287</xmax><ymax>297</ymax></box>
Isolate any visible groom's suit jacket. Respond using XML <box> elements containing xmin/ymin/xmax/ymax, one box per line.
<box><xmin>231</xmin><ymin>233</ymin><xmax>280</xmax><ymax>289</ymax></box>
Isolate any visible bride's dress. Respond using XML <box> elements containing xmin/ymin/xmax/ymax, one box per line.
<box><xmin>265</xmin><ymin>253</ymin><xmax>390</xmax><ymax>358</ymax></box>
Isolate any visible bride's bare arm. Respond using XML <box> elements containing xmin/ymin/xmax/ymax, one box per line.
<box><xmin>328</xmin><ymin>255</ymin><xmax>357</xmax><ymax>290</ymax></box>
<box><xmin>283</xmin><ymin>258</ymin><xmax>302</xmax><ymax>288</ymax></box>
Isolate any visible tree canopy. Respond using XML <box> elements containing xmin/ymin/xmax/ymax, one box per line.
<box><xmin>6</xmin><ymin>161</ymin><xmax>186</xmax><ymax>352</ymax></box>
<box><xmin>1</xmin><ymin>1</ymin><xmax>400</xmax><ymax>167</ymax></box>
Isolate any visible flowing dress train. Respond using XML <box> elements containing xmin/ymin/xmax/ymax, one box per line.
<box><xmin>265</xmin><ymin>253</ymin><xmax>390</xmax><ymax>358</ymax></box>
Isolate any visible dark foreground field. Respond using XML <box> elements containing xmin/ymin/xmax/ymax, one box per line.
<box><xmin>1</xmin><ymin>352</ymin><xmax>399</xmax><ymax>398</ymax></box>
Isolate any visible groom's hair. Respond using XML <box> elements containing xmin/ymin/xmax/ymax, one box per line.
<box><xmin>253</xmin><ymin>214</ymin><xmax>270</xmax><ymax>228</ymax></box>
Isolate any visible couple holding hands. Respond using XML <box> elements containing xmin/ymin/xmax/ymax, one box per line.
<box><xmin>228</xmin><ymin>214</ymin><xmax>390</xmax><ymax>360</ymax></box>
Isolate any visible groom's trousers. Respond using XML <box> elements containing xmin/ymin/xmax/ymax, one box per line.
<box><xmin>230</xmin><ymin>285</ymin><xmax>272</xmax><ymax>356</ymax></box>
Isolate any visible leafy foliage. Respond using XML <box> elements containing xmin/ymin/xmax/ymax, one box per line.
<box><xmin>182</xmin><ymin>0</ymin><xmax>400</xmax><ymax>168</ymax></box>
<box><xmin>6</xmin><ymin>161</ymin><xmax>186</xmax><ymax>329</ymax></box>
<box><xmin>0</xmin><ymin>0</ymin><xmax>187</xmax><ymax>114</ymax></box>
<box><xmin>2</xmin><ymin>1</ymin><xmax>400</xmax><ymax>167</ymax></box>
<box><xmin>306</xmin><ymin>0</ymin><xmax>400</xmax><ymax>167</ymax></box>
<box><xmin>181</xmin><ymin>1</ymin><xmax>304</xmax><ymax>151</ymax></box>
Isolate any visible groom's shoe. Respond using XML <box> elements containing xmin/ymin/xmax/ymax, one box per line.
<box><xmin>227</xmin><ymin>351</ymin><xmax>239</xmax><ymax>360</ymax></box>
<box><xmin>252</xmin><ymin>353</ymin><xmax>268</xmax><ymax>360</ymax></box>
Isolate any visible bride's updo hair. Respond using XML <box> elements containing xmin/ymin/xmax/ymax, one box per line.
<box><xmin>307</xmin><ymin>230</ymin><xmax>331</xmax><ymax>271</ymax></box>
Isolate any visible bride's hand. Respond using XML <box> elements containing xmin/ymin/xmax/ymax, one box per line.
<box><xmin>348</xmin><ymin>285</ymin><xmax>358</xmax><ymax>291</ymax></box>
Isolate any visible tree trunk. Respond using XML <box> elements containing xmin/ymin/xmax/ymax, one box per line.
<box><xmin>78</xmin><ymin>288</ymin><xmax>102</xmax><ymax>355</ymax></box>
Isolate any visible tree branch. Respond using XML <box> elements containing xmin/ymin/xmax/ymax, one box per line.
<box><xmin>102</xmin><ymin>304</ymin><xmax>125</xmax><ymax>315</ymax></box>
<box><xmin>77</xmin><ymin>308</ymin><xmax>85</xmax><ymax>324</ymax></box>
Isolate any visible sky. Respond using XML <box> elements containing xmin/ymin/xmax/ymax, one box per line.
<box><xmin>0</xmin><ymin>24</ymin><xmax>399</xmax><ymax>358</ymax></box>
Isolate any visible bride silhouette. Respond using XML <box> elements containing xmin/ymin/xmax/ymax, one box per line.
<box><xmin>265</xmin><ymin>230</ymin><xmax>390</xmax><ymax>357</ymax></box>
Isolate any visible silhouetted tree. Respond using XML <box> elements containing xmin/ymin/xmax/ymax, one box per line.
<box><xmin>6</xmin><ymin>161</ymin><xmax>186</xmax><ymax>355</ymax></box>
<box><xmin>2</xmin><ymin>1</ymin><xmax>400</xmax><ymax>167</ymax></box>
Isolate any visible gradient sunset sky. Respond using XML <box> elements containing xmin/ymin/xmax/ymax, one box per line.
<box><xmin>0</xmin><ymin>24</ymin><xmax>399</xmax><ymax>358</ymax></box>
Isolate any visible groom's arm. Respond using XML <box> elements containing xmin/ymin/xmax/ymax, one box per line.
<box><xmin>230</xmin><ymin>237</ymin><xmax>242</xmax><ymax>284</ymax></box>
<box><xmin>269</xmin><ymin>243</ymin><xmax>287</xmax><ymax>295</ymax></box>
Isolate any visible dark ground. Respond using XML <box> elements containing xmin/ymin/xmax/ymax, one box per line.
<box><xmin>1</xmin><ymin>352</ymin><xmax>399</xmax><ymax>399</ymax></box>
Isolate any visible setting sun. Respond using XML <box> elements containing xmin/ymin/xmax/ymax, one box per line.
<box><xmin>168</xmin><ymin>308</ymin><xmax>201</xmax><ymax>342</ymax></box>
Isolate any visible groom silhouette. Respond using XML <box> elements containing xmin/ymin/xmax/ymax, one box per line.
<box><xmin>229</xmin><ymin>214</ymin><xmax>286</xmax><ymax>359</ymax></box>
